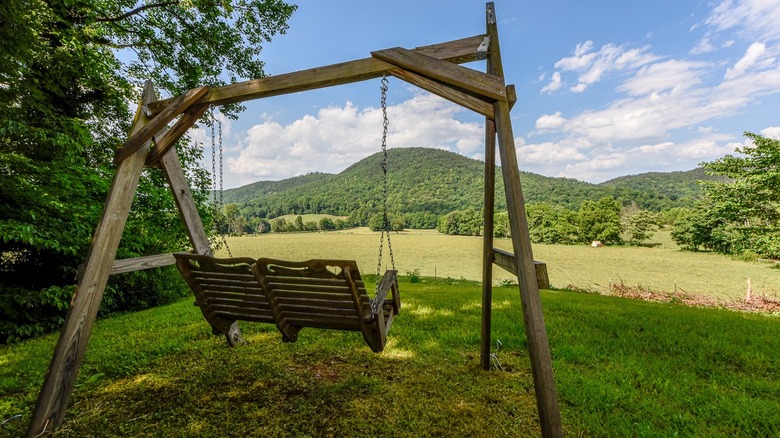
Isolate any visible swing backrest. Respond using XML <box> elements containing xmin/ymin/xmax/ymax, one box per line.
<box><xmin>174</xmin><ymin>253</ymin><xmax>274</xmax><ymax>334</ymax></box>
<box><xmin>252</xmin><ymin>258</ymin><xmax>371</xmax><ymax>338</ymax></box>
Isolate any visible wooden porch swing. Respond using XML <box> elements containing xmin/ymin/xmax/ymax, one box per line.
<box><xmin>174</xmin><ymin>75</ymin><xmax>400</xmax><ymax>351</ymax></box>
<box><xmin>28</xmin><ymin>3</ymin><xmax>563</xmax><ymax>437</ymax></box>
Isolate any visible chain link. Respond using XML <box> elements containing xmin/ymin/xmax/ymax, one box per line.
<box><xmin>376</xmin><ymin>74</ymin><xmax>395</xmax><ymax>281</ymax></box>
<box><xmin>209</xmin><ymin>107</ymin><xmax>232</xmax><ymax>257</ymax></box>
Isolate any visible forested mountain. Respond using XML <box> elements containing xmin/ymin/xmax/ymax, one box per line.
<box><xmin>222</xmin><ymin>172</ymin><xmax>333</xmax><ymax>204</ymax></box>
<box><xmin>599</xmin><ymin>167</ymin><xmax>722</xmax><ymax>211</ymax></box>
<box><xmin>224</xmin><ymin>147</ymin><xmax>713</xmax><ymax>222</ymax></box>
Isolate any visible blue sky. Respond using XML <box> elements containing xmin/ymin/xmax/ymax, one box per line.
<box><xmin>195</xmin><ymin>0</ymin><xmax>780</xmax><ymax>188</ymax></box>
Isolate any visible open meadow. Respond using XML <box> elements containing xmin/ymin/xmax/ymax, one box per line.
<box><xmin>220</xmin><ymin>228</ymin><xmax>780</xmax><ymax>301</ymax></box>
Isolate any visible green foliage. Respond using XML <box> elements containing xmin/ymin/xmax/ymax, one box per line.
<box><xmin>403</xmin><ymin>211</ymin><xmax>439</xmax><ymax>229</ymax></box>
<box><xmin>620</xmin><ymin>205</ymin><xmax>659</xmax><ymax>246</ymax></box>
<box><xmin>368</xmin><ymin>213</ymin><xmax>405</xmax><ymax>232</ymax></box>
<box><xmin>0</xmin><ymin>0</ymin><xmax>295</xmax><ymax>343</ymax></box>
<box><xmin>226</xmin><ymin>148</ymin><xmax>710</xmax><ymax>232</ymax></box>
<box><xmin>672</xmin><ymin>132</ymin><xmax>780</xmax><ymax>259</ymax></box>
<box><xmin>526</xmin><ymin>203</ymin><xmax>580</xmax><ymax>244</ymax></box>
<box><xmin>494</xmin><ymin>211</ymin><xmax>511</xmax><ymax>238</ymax></box>
<box><xmin>319</xmin><ymin>217</ymin><xmax>336</xmax><ymax>231</ymax></box>
<box><xmin>405</xmin><ymin>268</ymin><xmax>421</xmax><ymax>283</ymax></box>
<box><xmin>436</xmin><ymin>208</ymin><xmax>481</xmax><ymax>236</ymax></box>
<box><xmin>598</xmin><ymin>167</ymin><xmax>721</xmax><ymax>211</ymax></box>
<box><xmin>579</xmin><ymin>197</ymin><xmax>623</xmax><ymax>245</ymax></box>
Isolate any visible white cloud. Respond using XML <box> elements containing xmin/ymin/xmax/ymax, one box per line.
<box><xmin>518</xmin><ymin>141</ymin><xmax>587</xmax><ymax>165</ymax></box>
<box><xmin>541</xmin><ymin>71</ymin><xmax>563</xmax><ymax>93</ymax></box>
<box><xmin>690</xmin><ymin>37</ymin><xmax>715</xmax><ymax>55</ymax></box>
<box><xmin>705</xmin><ymin>0</ymin><xmax>780</xmax><ymax>42</ymax></box>
<box><xmin>556</xmin><ymin>41</ymin><xmax>597</xmax><ymax>70</ymax></box>
<box><xmin>534</xmin><ymin>48</ymin><xmax>780</xmax><ymax>148</ymax></box>
<box><xmin>760</xmin><ymin>126</ymin><xmax>780</xmax><ymax>139</ymax></box>
<box><xmin>673</xmin><ymin>137</ymin><xmax>736</xmax><ymax>160</ymax></box>
<box><xmin>725</xmin><ymin>42</ymin><xmax>767</xmax><ymax>79</ymax></box>
<box><xmin>535</xmin><ymin>111</ymin><xmax>567</xmax><ymax>130</ymax></box>
<box><xmin>226</xmin><ymin>93</ymin><xmax>482</xmax><ymax>185</ymax></box>
<box><xmin>552</xmin><ymin>41</ymin><xmax>659</xmax><ymax>92</ymax></box>
<box><xmin>618</xmin><ymin>60</ymin><xmax>709</xmax><ymax>96</ymax></box>
<box><xmin>631</xmin><ymin>142</ymin><xmax>673</xmax><ymax>153</ymax></box>
<box><xmin>538</xmin><ymin>135</ymin><xmax>738</xmax><ymax>182</ymax></box>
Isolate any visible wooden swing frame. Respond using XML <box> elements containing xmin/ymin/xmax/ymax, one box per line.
<box><xmin>27</xmin><ymin>3</ymin><xmax>563</xmax><ymax>436</ymax></box>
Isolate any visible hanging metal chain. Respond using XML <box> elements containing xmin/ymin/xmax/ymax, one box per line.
<box><xmin>376</xmin><ymin>74</ymin><xmax>395</xmax><ymax>280</ymax></box>
<box><xmin>210</xmin><ymin>107</ymin><xmax>232</xmax><ymax>257</ymax></box>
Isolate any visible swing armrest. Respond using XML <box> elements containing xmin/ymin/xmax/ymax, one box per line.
<box><xmin>371</xmin><ymin>270</ymin><xmax>399</xmax><ymax>317</ymax></box>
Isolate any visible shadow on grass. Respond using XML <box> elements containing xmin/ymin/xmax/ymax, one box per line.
<box><xmin>1</xmin><ymin>281</ymin><xmax>541</xmax><ymax>437</ymax></box>
<box><xmin>10</xmin><ymin>281</ymin><xmax>777</xmax><ymax>436</ymax></box>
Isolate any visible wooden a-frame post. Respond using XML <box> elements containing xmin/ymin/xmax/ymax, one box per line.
<box><xmin>26</xmin><ymin>82</ymin><xmax>213</xmax><ymax>436</ymax></box>
<box><xmin>28</xmin><ymin>4</ymin><xmax>561</xmax><ymax>436</ymax></box>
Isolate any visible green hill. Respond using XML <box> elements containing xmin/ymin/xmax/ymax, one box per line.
<box><xmin>599</xmin><ymin>167</ymin><xmax>720</xmax><ymax>211</ymax></box>
<box><xmin>223</xmin><ymin>147</ymin><xmax>711</xmax><ymax>222</ymax></box>
<box><xmin>222</xmin><ymin>172</ymin><xmax>333</xmax><ymax>204</ymax></box>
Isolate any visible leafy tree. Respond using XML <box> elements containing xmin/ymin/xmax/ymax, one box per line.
<box><xmin>319</xmin><ymin>217</ymin><xmax>336</xmax><ymax>231</ymax></box>
<box><xmin>526</xmin><ymin>203</ymin><xmax>580</xmax><ymax>245</ymax></box>
<box><xmin>578</xmin><ymin>197</ymin><xmax>623</xmax><ymax>245</ymax></box>
<box><xmin>271</xmin><ymin>217</ymin><xmax>288</xmax><ymax>233</ymax></box>
<box><xmin>224</xmin><ymin>203</ymin><xmax>242</xmax><ymax>235</ymax></box>
<box><xmin>436</xmin><ymin>208</ymin><xmax>481</xmax><ymax>236</ymax></box>
<box><xmin>669</xmin><ymin>206</ymin><xmax>728</xmax><ymax>252</ymax></box>
<box><xmin>620</xmin><ymin>205</ymin><xmax>658</xmax><ymax>246</ymax></box>
<box><xmin>698</xmin><ymin>132</ymin><xmax>780</xmax><ymax>258</ymax></box>
<box><xmin>0</xmin><ymin>0</ymin><xmax>295</xmax><ymax>342</ymax></box>
<box><xmin>673</xmin><ymin>132</ymin><xmax>780</xmax><ymax>258</ymax></box>
<box><xmin>257</xmin><ymin>218</ymin><xmax>271</xmax><ymax>233</ymax></box>
<box><xmin>391</xmin><ymin>216</ymin><xmax>406</xmax><ymax>232</ymax></box>
<box><xmin>494</xmin><ymin>211</ymin><xmax>511</xmax><ymax>238</ymax></box>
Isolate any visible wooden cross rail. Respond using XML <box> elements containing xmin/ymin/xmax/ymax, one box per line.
<box><xmin>109</xmin><ymin>253</ymin><xmax>177</xmax><ymax>275</ymax></box>
<box><xmin>142</xmin><ymin>35</ymin><xmax>489</xmax><ymax>116</ymax></box>
<box><xmin>491</xmin><ymin>248</ymin><xmax>550</xmax><ymax>290</ymax></box>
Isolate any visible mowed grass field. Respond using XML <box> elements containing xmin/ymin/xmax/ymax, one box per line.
<box><xmin>220</xmin><ymin>228</ymin><xmax>780</xmax><ymax>301</ymax></box>
<box><xmin>3</xmin><ymin>280</ymin><xmax>779</xmax><ymax>436</ymax></box>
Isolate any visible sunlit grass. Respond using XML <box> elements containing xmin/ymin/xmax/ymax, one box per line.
<box><xmin>1</xmin><ymin>279</ymin><xmax>779</xmax><ymax>436</ymax></box>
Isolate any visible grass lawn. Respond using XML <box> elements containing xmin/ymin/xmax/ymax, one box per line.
<box><xmin>2</xmin><ymin>278</ymin><xmax>779</xmax><ymax>436</ymax></box>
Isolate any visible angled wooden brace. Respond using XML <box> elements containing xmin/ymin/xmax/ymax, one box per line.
<box><xmin>113</xmin><ymin>86</ymin><xmax>210</xmax><ymax>164</ymax></box>
<box><xmin>146</xmin><ymin>102</ymin><xmax>210</xmax><ymax>167</ymax></box>
<box><xmin>371</xmin><ymin>47</ymin><xmax>507</xmax><ymax>104</ymax></box>
<box><xmin>388</xmin><ymin>68</ymin><xmax>495</xmax><ymax>118</ymax></box>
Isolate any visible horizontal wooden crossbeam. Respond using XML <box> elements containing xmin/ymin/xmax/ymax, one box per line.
<box><xmin>110</xmin><ymin>253</ymin><xmax>177</xmax><ymax>275</ymax></box>
<box><xmin>492</xmin><ymin>248</ymin><xmax>550</xmax><ymax>289</ymax></box>
<box><xmin>143</xmin><ymin>35</ymin><xmax>489</xmax><ymax>116</ymax></box>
